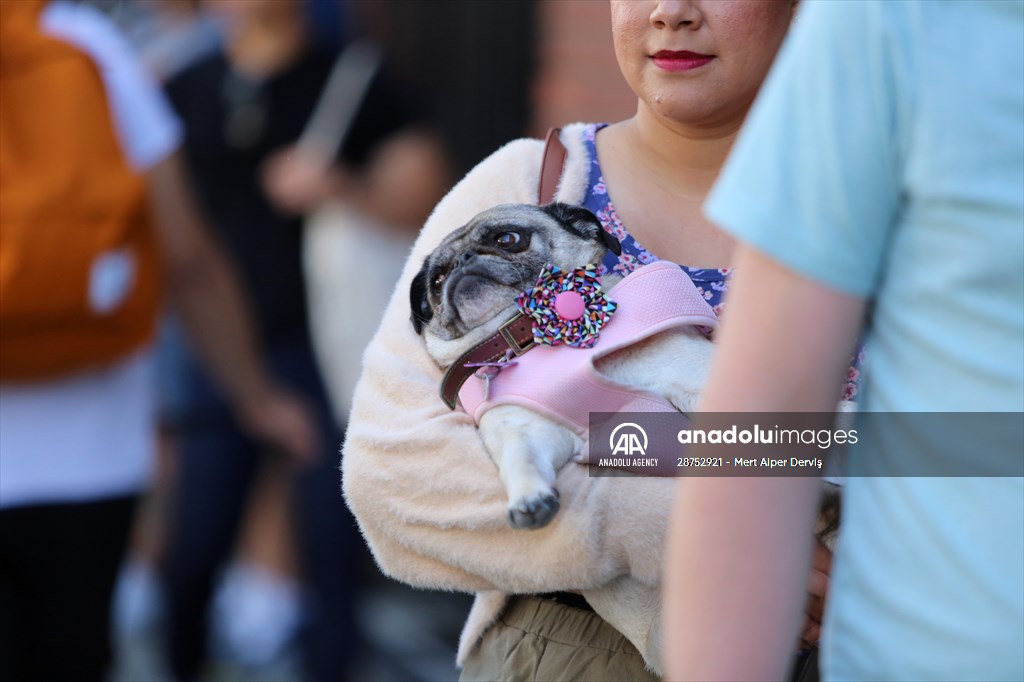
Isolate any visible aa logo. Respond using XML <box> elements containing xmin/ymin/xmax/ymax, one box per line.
<box><xmin>609</xmin><ymin>423</ymin><xmax>648</xmax><ymax>456</ymax></box>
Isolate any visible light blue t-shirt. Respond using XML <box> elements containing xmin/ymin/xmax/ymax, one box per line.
<box><xmin>706</xmin><ymin>1</ymin><xmax>1024</xmax><ymax>679</ymax></box>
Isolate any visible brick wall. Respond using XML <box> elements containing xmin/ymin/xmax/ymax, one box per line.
<box><xmin>531</xmin><ymin>0</ymin><xmax>636</xmax><ymax>136</ymax></box>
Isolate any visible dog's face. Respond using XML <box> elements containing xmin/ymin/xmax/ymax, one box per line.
<box><xmin>410</xmin><ymin>203</ymin><xmax>621</xmax><ymax>364</ymax></box>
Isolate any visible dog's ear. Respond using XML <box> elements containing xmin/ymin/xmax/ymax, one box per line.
<box><xmin>543</xmin><ymin>202</ymin><xmax>621</xmax><ymax>256</ymax></box>
<box><xmin>409</xmin><ymin>261</ymin><xmax>433</xmax><ymax>335</ymax></box>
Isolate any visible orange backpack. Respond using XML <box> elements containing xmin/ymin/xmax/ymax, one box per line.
<box><xmin>0</xmin><ymin>0</ymin><xmax>161</xmax><ymax>382</ymax></box>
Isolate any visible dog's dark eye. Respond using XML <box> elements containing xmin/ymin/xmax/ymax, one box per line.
<box><xmin>433</xmin><ymin>271</ymin><xmax>447</xmax><ymax>288</ymax></box>
<box><xmin>495</xmin><ymin>231</ymin><xmax>521</xmax><ymax>249</ymax></box>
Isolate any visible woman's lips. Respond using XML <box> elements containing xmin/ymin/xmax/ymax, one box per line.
<box><xmin>652</xmin><ymin>50</ymin><xmax>715</xmax><ymax>72</ymax></box>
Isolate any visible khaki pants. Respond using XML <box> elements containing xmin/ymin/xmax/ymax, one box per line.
<box><xmin>460</xmin><ymin>595</ymin><xmax>660</xmax><ymax>682</ymax></box>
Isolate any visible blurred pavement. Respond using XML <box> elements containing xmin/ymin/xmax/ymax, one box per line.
<box><xmin>110</xmin><ymin>558</ymin><xmax>470</xmax><ymax>682</ymax></box>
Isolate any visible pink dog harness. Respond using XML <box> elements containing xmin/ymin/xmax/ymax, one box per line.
<box><xmin>456</xmin><ymin>261</ymin><xmax>718</xmax><ymax>438</ymax></box>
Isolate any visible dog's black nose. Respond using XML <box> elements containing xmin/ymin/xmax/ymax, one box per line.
<box><xmin>460</xmin><ymin>252</ymin><xmax>478</xmax><ymax>265</ymax></box>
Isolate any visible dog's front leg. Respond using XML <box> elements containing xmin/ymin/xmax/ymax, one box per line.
<box><xmin>479</xmin><ymin>405</ymin><xmax>582</xmax><ymax>529</ymax></box>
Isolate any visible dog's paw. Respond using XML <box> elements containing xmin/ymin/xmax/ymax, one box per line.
<box><xmin>507</xmin><ymin>488</ymin><xmax>560</xmax><ymax>529</ymax></box>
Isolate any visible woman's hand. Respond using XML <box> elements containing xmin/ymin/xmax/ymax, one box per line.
<box><xmin>800</xmin><ymin>538</ymin><xmax>832</xmax><ymax>650</ymax></box>
<box><xmin>261</xmin><ymin>145</ymin><xmax>351</xmax><ymax>217</ymax></box>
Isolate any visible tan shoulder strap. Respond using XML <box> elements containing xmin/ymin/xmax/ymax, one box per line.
<box><xmin>537</xmin><ymin>127</ymin><xmax>567</xmax><ymax>205</ymax></box>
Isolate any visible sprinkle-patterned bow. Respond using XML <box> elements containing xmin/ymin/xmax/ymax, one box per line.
<box><xmin>514</xmin><ymin>263</ymin><xmax>616</xmax><ymax>348</ymax></box>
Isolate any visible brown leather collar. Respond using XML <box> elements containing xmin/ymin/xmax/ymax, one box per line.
<box><xmin>440</xmin><ymin>313</ymin><xmax>536</xmax><ymax>409</ymax></box>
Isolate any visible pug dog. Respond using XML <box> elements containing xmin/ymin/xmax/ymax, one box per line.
<box><xmin>410</xmin><ymin>202</ymin><xmax>843</xmax><ymax>543</ymax></box>
<box><xmin>409</xmin><ymin>202</ymin><xmax>717</xmax><ymax>529</ymax></box>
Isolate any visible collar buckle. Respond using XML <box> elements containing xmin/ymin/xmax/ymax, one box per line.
<box><xmin>499</xmin><ymin>315</ymin><xmax>535</xmax><ymax>355</ymax></box>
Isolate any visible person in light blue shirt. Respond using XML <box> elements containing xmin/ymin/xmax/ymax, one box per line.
<box><xmin>663</xmin><ymin>1</ymin><xmax>1023</xmax><ymax>680</ymax></box>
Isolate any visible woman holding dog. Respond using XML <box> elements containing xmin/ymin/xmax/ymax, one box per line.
<box><xmin>344</xmin><ymin>2</ymin><xmax>827</xmax><ymax>680</ymax></box>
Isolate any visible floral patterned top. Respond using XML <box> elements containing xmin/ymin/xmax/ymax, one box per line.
<box><xmin>579</xmin><ymin>123</ymin><xmax>862</xmax><ymax>401</ymax></box>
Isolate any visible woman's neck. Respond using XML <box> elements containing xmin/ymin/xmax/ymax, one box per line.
<box><xmin>615</xmin><ymin>104</ymin><xmax>744</xmax><ymax>201</ymax></box>
<box><xmin>225</xmin><ymin>11</ymin><xmax>308</xmax><ymax>79</ymax></box>
<box><xmin>593</xmin><ymin>103</ymin><xmax>745</xmax><ymax>267</ymax></box>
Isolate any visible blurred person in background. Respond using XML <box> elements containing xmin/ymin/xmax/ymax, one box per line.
<box><xmin>157</xmin><ymin>0</ymin><xmax>442</xmax><ymax>679</ymax></box>
<box><xmin>0</xmin><ymin>1</ymin><xmax>317</xmax><ymax>681</ymax></box>
<box><xmin>94</xmin><ymin>4</ymin><xmax>311</xmax><ymax>675</ymax></box>
<box><xmin>268</xmin><ymin>0</ymin><xmax>532</xmax><ymax>435</ymax></box>
<box><xmin>343</xmin><ymin>1</ymin><xmax>836</xmax><ymax>680</ymax></box>
<box><xmin>89</xmin><ymin>0</ymin><xmax>225</xmax><ymax>662</ymax></box>
<box><xmin>664</xmin><ymin>1</ymin><xmax>1024</xmax><ymax>681</ymax></box>
<box><xmin>262</xmin><ymin>56</ymin><xmax>455</xmax><ymax>430</ymax></box>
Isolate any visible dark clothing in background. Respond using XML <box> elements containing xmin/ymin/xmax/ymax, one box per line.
<box><xmin>164</xmin><ymin>48</ymin><xmax>409</xmax><ymax>346</ymax></box>
<box><xmin>356</xmin><ymin>0</ymin><xmax>536</xmax><ymax>177</ymax></box>
<box><xmin>163</xmin><ymin>340</ymin><xmax>356</xmax><ymax>682</ymax></box>
<box><xmin>161</xmin><ymin>46</ymin><xmax>412</xmax><ymax>681</ymax></box>
<box><xmin>0</xmin><ymin>496</ymin><xmax>137</xmax><ymax>682</ymax></box>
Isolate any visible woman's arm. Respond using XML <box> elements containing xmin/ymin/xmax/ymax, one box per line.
<box><xmin>342</xmin><ymin>137</ymin><xmax>677</xmax><ymax>593</ymax></box>
<box><xmin>147</xmin><ymin>151</ymin><xmax>318</xmax><ymax>463</ymax></box>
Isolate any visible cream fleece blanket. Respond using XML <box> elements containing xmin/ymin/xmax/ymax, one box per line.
<box><xmin>342</xmin><ymin>123</ymin><xmax>673</xmax><ymax>673</ymax></box>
